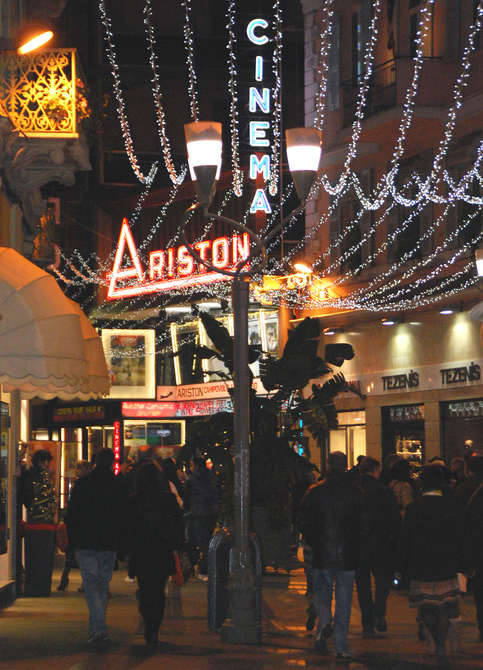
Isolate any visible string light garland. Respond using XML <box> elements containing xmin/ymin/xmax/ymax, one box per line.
<box><xmin>268</xmin><ymin>0</ymin><xmax>283</xmax><ymax>197</ymax></box>
<box><xmin>313</xmin><ymin>0</ymin><xmax>335</xmax><ymax>133</ymax></box>
<box><xmin>181</xmin><ymin>0</ymin><xmax>200</xmax><ymax>122</ymax></box>
<box><xmin>143</xmin><ymin>0</ymin><xmax>184</xmax><ymax>184</ymax></box>
<box><xmin>98</xmin><ymin>0</ymin><xmax>157</xmax><ymax>186</ymax></box>
<box><xmin>225</xmin><ymin>0</ymin><xmax>243</xmax><ymax>197</ymax></box>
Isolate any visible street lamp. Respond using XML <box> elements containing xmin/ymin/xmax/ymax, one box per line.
<box><xmin>182</xmin><ymin>121</ymin><xmax>321</xmax><ymax>644</ymax></box>
<box><xmin>476</xmin><ymin>247</ymin><xmax>483</xmax><ymax>278</ymax></box>
<box><xmin>17</xmin><ymin>25</ymin><xmax>54</xmax><ymax>54</ymax></box>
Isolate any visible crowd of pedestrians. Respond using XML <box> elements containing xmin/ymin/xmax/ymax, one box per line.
<box><xmin>299</xmin><ymin>449</ymin><xmax>483</xmax><ymax>666</ymax></box>
<box><xmin>17</xmin><ymin>441</ymin><xmax>483</xmax><ymax>664</ymax></box>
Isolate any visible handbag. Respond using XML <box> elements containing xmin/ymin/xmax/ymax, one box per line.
<box><xmin>171</xmin><ymin>549</ymin><xmax>192</xmax><ymax>586</ymax></box>
<box><xmin>56</xmin><ymin>522</ymin><xmax>69</xmax><ymax>553</ymax></box>
<box><xmin>172</xmin><ymin>551</ymin><xmax>185</xmax><ymax>587</ymax></box>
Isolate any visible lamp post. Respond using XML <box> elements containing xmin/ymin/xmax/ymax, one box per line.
<box><xmin>476</xmin><ymin>247</ymin><xmax>483</xmax><ymax>278</ymax></box>
<box><xmin>182</xmin><ymin>122</ymin><xmax>321</xmax><ymax>643</ymax></box>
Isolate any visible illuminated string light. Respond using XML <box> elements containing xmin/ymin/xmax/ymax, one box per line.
<box><xmin>143</xmin><ymin>0</ymin><xmax>184</xmax><ymax>184</ymax></box>
<box><xmin>313</xmin><ymin>0</ymin><xmax>335</xmax><ymax>132</ymax></box>
<box><xmin>226</xmin><ymin>0</ymin><xmax>244</xmax><ymax>196</ymax></box>
<box><xmin>268</xmin><ymin>0</ymin><xmax>283</xmax><ymax>197</ymax></box>
<box><xmin>98</xmin><ymin>0</ymin><xmax>157</xmax><ymax>185</ymax></box>
<box><xmin>181</xmin><ymin>0</ymin><xmax>200</xmax><ymax>122</ymax></box>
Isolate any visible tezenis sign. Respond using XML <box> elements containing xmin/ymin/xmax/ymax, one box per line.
<box><xmin>107</xmin><ymin>219</ymin><xmax>250</xmax><ymax>299</ymax></box>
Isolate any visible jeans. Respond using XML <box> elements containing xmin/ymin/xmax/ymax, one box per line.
<box><xmin>313</xmin><ymin>568</ymin><xmax>355</xmax><ymax>654</ymax></box>
<box><xmin>356</xmin><ymin>563</ymin><xmax>392</xmax><ymax>631</ymax></box>
<box><xmin>190</xmin><ymin>515</ymin><xmax>216</xmax><ymax>574</ymax></box>
<box><xmin>76</xmin><ymin>549</ymin><xmax>116</xmax><ymax>636</ymax></box>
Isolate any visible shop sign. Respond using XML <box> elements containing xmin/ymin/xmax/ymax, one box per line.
<box><xmin>156</xmin><ymin>378</ymin><xmax>268</xmax><ymax>402</ymax></box>
<box><xmin>381</xmin><ymin>370</ymin><xmax>419</xmax><ymax>391</ymax></box>
<box><xmin>310</xmin><ymin>358</ymin><xmax>483</xmax><ymax>396</ymax></box>
<box><xmin>440</xmin><ymin>362</ymin><xmax>480</xmax><ymax>385</ymax></box>
<box><xmin>107</xmin><ymin>219</ymin><xmax>250</xmax><ymax>299</ymax></box>
<box><xmin>122</xmin><ymin>399</ymin><xmax>233</xmax><ymax>418</ymax></box>
<box><xmin>53</xmin><ymin>405</ymin><xmax>105</xmax><ymax>423</ymax></box>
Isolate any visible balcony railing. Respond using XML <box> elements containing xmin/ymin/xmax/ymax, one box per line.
<box><xmin>0</xmin><ymin>48</ymin><xmax>83</xmax><ymax>138</ymax></box>
<box><xmin>342</xmin><ymin>58</ymin><xmax>397</xmax><ymax>127</ymax></box>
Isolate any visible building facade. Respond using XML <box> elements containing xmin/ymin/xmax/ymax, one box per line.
<box><xmin>299</xmin><ymin>0</ymin><xmax>483</xmax><ymax>469</ymax></box>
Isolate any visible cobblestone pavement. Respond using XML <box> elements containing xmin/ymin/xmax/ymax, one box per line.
<box><xmin>0</xmin><ymin>563</ymin><xmax>482</xmax><ymax>669</ymax></box>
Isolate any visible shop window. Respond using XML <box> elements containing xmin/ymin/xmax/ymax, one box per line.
<box><xmin>123</xmin><ymin>419</ymin><xmax>185</xmax><ymax>462</ymax></box>
<box><xmin>329</xmin><ymin>410</ymin><xmax>366</xmax><ymax>469</ymax></box>
<box><xmin>441</xmin><ymin>399</ymin><xmax>483</xmax><ymax>462</ymax></box>
<box><xmin>382</xmin><ymin>404</ymin><xmax>424</xmax><ymax>465</ymax></box>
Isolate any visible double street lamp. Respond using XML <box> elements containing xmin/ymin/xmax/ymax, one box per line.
<box><xmin>183</xmin><ymin>121</ymin><xmax>321</xmax><ymax>643</ymax></box>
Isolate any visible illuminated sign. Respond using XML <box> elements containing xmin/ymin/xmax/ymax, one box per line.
<box><xmin>122</xmin><ymin>399</ymin><xmax>234</xmax><ymax>418</ymax></box>
<box><xmin>155</xmin><ymin>377</ymin><xmax>268</xmax><ymax>402</ymax></box>
<box><xmin>53</xmin><ymin>405</ymin><xmax>105</xmax><ymax>423</ymax></box>
<box><xmin>107</xmin><ymin>219</ymin><xmax>250</xmax><ymax>299</ymax></box>
<box><xmin>247</xmin><ymin>17</ymin><xmax>272</xmax><ymax>214</ymax></box>
<box><xmin>113</xmin><ymin>420</ymin><xmax>121</xmax><ymax>475</ymax></box>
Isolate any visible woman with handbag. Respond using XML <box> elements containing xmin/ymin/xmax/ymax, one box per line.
<box><xmin>128</xmin><ymin>462</ymin><xmax>184</xmax><ymax>646</ymax></box>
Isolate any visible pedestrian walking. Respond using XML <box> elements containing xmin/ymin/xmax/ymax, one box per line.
<box><xmin>299</xmin><ymin>451</ymin><xmax>361</xmax><ymax>661</ymax></box>
<box><xmin>356</xmin><ymin>457</ymin><xmax>400</xmax><ymax>637</ymax></box>
<box><xmin>57</xmin><ymin>460</ymin><xmax>92</xmax><ymax>592</ymax></box>
<box><xmin>65</xmin><ymin>448</ymin><xmax>128</xmax><ymax>648</ymax></box>
<box><xmin>184</xmin><ymin>457</ymin><xmax>218</xmax><ymax>580</ymax></box>
<box><xmin>388</xmin><ymin>459</ymin><xmax>415</xmax><ymax>518</ymax></box>
<box><xmin>127</xmin><ymin>462</ymin><xmax>184</xmax><ymax>646</ymax></box>
<box><xmin>460</xmin><ymin>454</ymin><xmax>483</xmax><ymax>642</ymax></box>
<box><xmin>399</xmin><ymin>465</ymin><xmax>464</xmax><ymax>666</ymax></box>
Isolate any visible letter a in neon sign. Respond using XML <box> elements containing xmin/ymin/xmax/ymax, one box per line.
<box><xmin>250</xmin><ymin>188</ymin><xmax>272</xmax><ymax>214</ymax></box>
<box><xmin>108</xmin><ymin>219</ymin><xmax>145</xmax><ymax>298</ymax></box>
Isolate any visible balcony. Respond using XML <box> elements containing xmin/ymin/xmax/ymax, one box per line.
<box><xmin>0</xmin><ymin>48</ymin><xmax>85</xmax><ymax>138</ymax></box>
<box><xmin>342</xmin><ymin>57</ymin><xmax>446</xmax><ymax>128</ymax></box>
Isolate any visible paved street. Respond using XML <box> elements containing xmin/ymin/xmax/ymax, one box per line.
<box><xmin>0</xmin><ymin>562</ymin><xmax>482</xmax><ymax>669</ymax></box>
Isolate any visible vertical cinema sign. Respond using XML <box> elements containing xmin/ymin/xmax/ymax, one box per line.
<box><xmin>247</xmin><ymin>18</ymin><xmax>272</xmax><ymax>215</ymax></box>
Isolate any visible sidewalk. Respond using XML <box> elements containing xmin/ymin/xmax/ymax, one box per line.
<box><xmin>0</xmin><ymin>563</ymin><xmax>483</xmax><ymax>669</ymax></box>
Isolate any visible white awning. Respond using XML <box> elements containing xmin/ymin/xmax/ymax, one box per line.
<box><xmin>0</xmin><ymin>247</ymin><xmax>110</xmax><ymax>400</ymax></box>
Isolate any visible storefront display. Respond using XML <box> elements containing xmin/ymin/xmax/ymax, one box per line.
<box><xmin>329</xmin><ymin>410</ymin><xmax>366</xmax><ymax>468</ymax></box>
<box><xmin>123</xmin><ymin>419</ymin><xmax>185</xmax><ymax>461</ymax></box>
<box><xmin>441</xmin><ymin>399</ymin><xmax>483</xmax><ymax>462</ymax></box>
<box><xmin>382</xmin><ymin>404</ymin><xmax>424</xmax><ymax>465</ymax></box>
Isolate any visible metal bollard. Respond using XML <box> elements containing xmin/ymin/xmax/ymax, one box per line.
<box><xmin>207</xmin><ymin>528</ymin><xmax>232</xmax><ymax>631</ymax></box>
<box><xmin>207</xmin><ymin>528</ymin><xmax>263</xmax><ymax>634</ymax></box>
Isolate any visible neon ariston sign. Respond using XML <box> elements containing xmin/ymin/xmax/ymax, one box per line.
<box><xmin>107</xmin><ymin>219</ymin><xmax>250</xmax><ymax>299</ymax></box>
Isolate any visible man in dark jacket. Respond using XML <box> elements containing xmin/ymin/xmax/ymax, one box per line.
<box><xmin>184</xmin><ymin>457</ymin><xmax>218</xmax><ymax>579</ymax></box>
<box><xmin>356</xmin><ymin>457</ymin><xmax>400</xmax><ymax>636</ymax></box>
<box><xmin>459</xmin><ymin>454</ymin><xmax>483</xmax><ymax>641</ymax></box>
<box><xmin>299</xmin><ymin>451</ymin><xmax>361</xmax><ymax>661</ymax></box>
<box><xmin>66</xmin><ymin>449</ymin><xmax>128</xmax><ymax>647</ymax></box>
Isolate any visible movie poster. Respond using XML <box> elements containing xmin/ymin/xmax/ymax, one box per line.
<box><xmin>101</xmin><ymin>329</ymin><xmax>155</xmax><ymax>399</ymax></box>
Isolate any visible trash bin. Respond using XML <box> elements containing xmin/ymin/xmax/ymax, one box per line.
<box><xmin>23</xmin><ymin>523</ymin><xmax>56</xmax><ymax>597</ymax></box>
<box><xmin>207</xmin><ymin>528</ymin><xmax>262</xmax><ymax>633</ymax></box>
